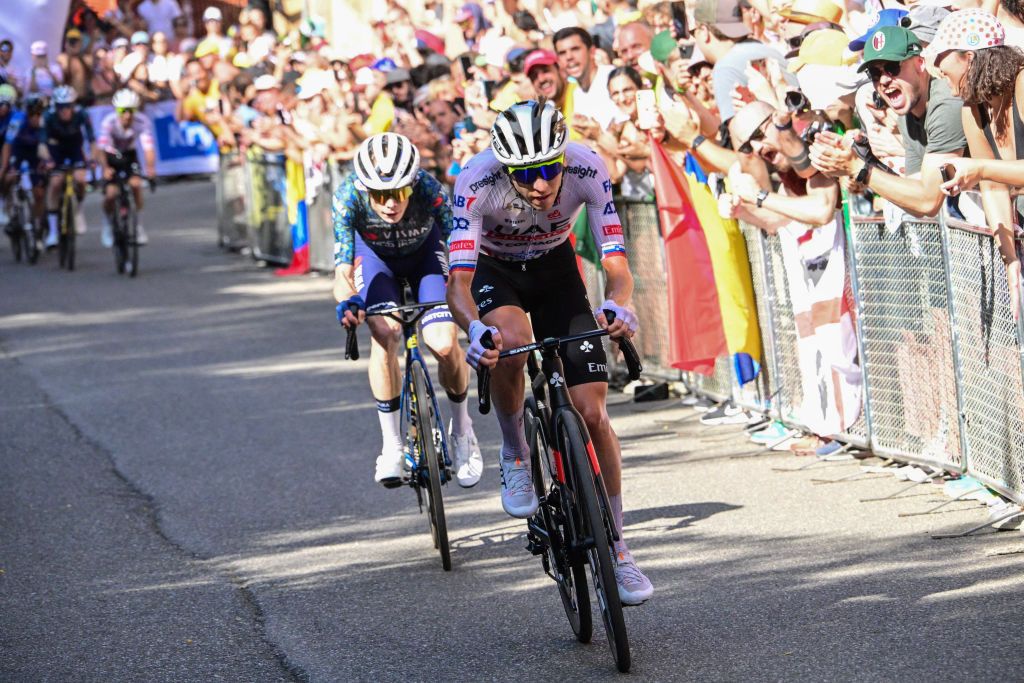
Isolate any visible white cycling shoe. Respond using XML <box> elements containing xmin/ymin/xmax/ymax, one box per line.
<box><xmin>450</xmin><ymin>422</ymin><xmax>483</xmax><ymax>488</ymax></box>
<box><xmin>135</xmin><ymin>222</ymin><xmax>149</xmax><ymax>245</ymax></box>
<box><xmin>614</xmin><ymin>547</ymin><xmax>654</xmax><ymax>606</ymax></box>
<box><xmin>499</xmin><ymin>454</ymin><xmax>539</xmax><ymax>518</ymax></box>
<box><xmin>374</xmin><ymin>446</ymin><xmax>406</xmax><ymax>489</ymax></box>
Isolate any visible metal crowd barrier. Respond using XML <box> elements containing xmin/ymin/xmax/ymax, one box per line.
<box><xmin>307</xmin><ymin>159</ymin><xmax>346</xmax><ymax>274</ymax></box>
<box><xmin>943</xmin><ymin>216</ymin><xmax>1024</xmax><ymax>503</ymax></box>
<box><xmin>242</xmin><ymin>148</ymin><xmax>292</xmax><ymax>267</ymax></box>
<box><xmin>215</xmin><ymin>151</ymin><xmax>248</xmax><ymax>251</ymax></box>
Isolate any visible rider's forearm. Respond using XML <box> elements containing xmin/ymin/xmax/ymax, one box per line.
<box><xmin>601</xmin><ymin>255</ymin><xmax>634</xmax><ymax>306</ymax></box>
<box><xmin>0</xmin><ymin>144</ymin><xmax>10</xmax><ymax>172</ymax></box>
<box><xmin>144</xmin><ymin>149</ymin><xmax>156</xmax><ymax>177</ymax></box>
<box><xmin>446</xmin><ymin>270</ymin><xmax>479</xmax><ymax>332</ymax></box>
<box><xmin>332</xmin><ymin>264</ymin><xmax>357</xmax><ymax>302</ymax></box>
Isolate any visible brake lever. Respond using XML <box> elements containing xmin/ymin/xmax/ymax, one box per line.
<box><xmin>602</xmin><ymin>308</ymin><xmax>643</xmax><ymax>381</ymax></box>
<box><xmin>343</xmin><ymin>302</ymin><xmax>361</xmax><ymax>360</ymax></box>
<box><xmin>478</xmin><ymin>330</ymin><xmax>494</xmax><ymax>415</ymax></box>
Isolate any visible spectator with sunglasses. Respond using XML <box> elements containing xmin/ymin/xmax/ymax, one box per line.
<box><xmin>333</xmin><ymin>132</ymin><xmax>483</xmax><ymax>490</ymax></box>
<box><xmin>809</xmin><ymin>25</ymin><xmax>967</xmax><ymax>219</ymax></box>
<box><xmin>720</xmin><ymin>99</ymin><xmax>839</xmax><ymax>230</ymax></box>
<box><xmin>445</xmin><ymin>100</ymin><xmax>654</xmax><ymax>607</ymax></box>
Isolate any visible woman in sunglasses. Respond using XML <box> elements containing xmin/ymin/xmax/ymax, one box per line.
<box><xmin>445</xmin><ymin>100</ymin><xmax>653</xmax><ymax>606</ymax></box>
<box><xmin>333</xmin><ymin>132</ymin><xmax>483</xmax><ymax>490</ymax></box>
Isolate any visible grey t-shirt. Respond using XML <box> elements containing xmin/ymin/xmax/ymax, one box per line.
<box><xmin>898</xmin><ymin>77</ymin><xmax>966</xmax><ymax>175</ymax></box>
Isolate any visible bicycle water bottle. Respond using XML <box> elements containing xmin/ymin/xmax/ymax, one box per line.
<box><xmin>19</xmin><ymin>161</ymin><xmax>31</xmax><ymax>191</ymax></box>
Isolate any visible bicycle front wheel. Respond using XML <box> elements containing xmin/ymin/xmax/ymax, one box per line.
<box><xmin>411</xmin><ymin>361</ymin><xmax>451</xmax><ymax>571</ymax></box>
<box><xmin>59</xmin><ymin>193</ymin><xmax>75</xmax><ymax>271</ymax></box>
<box><xmin>112</xmin><ymin>205</ymin><xmax>128</xmax><ymax>274</ymax></box>
<box><xmin>527</xmin><ymin>397</ymin><xmax>592</xmax><ymax>642</ymax></box>
<box><xmin>23</xmin><ymin>211</ymin><xmax>40</xmax><ymax>265</ymax></box>
<box><xmin>559</xmin><ymin>415</ymin><xmax>630</xmax><ymax>672</ymax></box>
<box><xmin>128</xmin><ymin>204</ymin><xmax>139</xmax><ymax>277</ymax></box>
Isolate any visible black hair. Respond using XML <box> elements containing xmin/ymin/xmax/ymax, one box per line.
<box><xmin>514</xmin><ymin>10</ymin><xmax>540</xmax><ymax>32</ymax></box>
<box><xmin>607</xmin><ymin>66</ymin><xmax>643</xmax><ymax>90</ymax></box>
<box><xmin>553</xmin><ymin>27</ymin><xmax>593</xmax><ymax>50</ymax></box>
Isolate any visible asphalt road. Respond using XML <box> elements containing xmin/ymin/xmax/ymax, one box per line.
<box><xmin>1</xmin><ymin>180</ymin><xmax>1022</xmax><ymax>682</ymax></box>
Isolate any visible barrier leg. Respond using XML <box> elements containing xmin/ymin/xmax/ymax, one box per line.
<box><xmin>859</xmin><ymin>473</ymin><xmax>941</xmax><ymax>502</ymax></box>
<box><xmin>898</xmin><ymin>486</ymin><xmax>987</xmax><ymax>518</ymax></box>
<box><xmin>931</xmin><ymin>508</ymin><xmax>1024</xmax><ymax>539</ymax></box>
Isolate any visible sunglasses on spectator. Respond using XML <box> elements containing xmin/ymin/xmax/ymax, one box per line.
<box><xmin>369</xmin><ymin>186</ymin><xmax>413</xmax><ymax>204</ymax></box>
<box><xmin>867</xmin><ymin>61</ymin><xmax>902</xmax><ymax>82</ymax></box>
<box><xmin>507</xmin><ymin>154</ymin><xmax>565</xmax><ymax>185</ymax></box>
<box><xmin>116</xmin><ymin>107</ymin><xmax>137</xmax><ymax>114</ymax></box>
<box><xmin>738</xmin><ymin>125</ymin><xmax>767</xmax><ymax>154</ymax></box>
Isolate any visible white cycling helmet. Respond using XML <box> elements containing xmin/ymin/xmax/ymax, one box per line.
<box><xmin>354</xmin><ymin>132</ymin><xmax>420</xmax><ymax>190</ymax></box>
<box><xmin>53</xmin><ymin>85</ymin><xmax>77</xmax><ymax>105</ymax></box>
<box><xmin>490</xmin><ymin>100</ymin><xmax>568</xmax><ymax>167</ymax></box>
<box><xmin>112</xmin><ymin>88</ymin><xmax>141</xmax><ymax>109</ymax></box>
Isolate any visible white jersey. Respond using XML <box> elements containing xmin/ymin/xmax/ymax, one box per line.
<box><xmin>448</xmin><ymin>142</ymin><xmax>627</xmax><ymax>273</ymax></box>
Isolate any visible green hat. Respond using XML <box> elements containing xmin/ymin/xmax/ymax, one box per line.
<box><xmin>650</xmin><ymin>30</ymin><xmax>677</xmax><ymax>64</ymax></box>
<box><xmin>857</xmin><ymin>25</ymin><xmax>922</xmax><ymax>72</ymax></box>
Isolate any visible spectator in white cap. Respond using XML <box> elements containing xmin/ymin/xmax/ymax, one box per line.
<box><xmin>115</xmin><ymin>31</ymin><xmax>151</xmax><ymax>82</ymax></box>
<box><xmin>925</xmin><ymin>9</ymin><xmax>1023</xmax><ymax>316</ymax></box>
<box><xmin>135</xmin><ymin>0</ymin><xmax>184</xmax><ymax>40</ymax></box>
<box><xmin>24</xmin><ymin>41</ymin><xmax>64</xmax><ymax>97</ymax></box>
<box><xmin>197</xmin><ymin>6</ymin><xmax>233</xmax><ymax>60</ymax></box>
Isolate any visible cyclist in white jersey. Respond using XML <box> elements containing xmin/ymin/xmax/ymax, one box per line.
<box><xmin>446</xmin><ymin>100</ymin><xmax>653</xmax><ymax>605</ymax></box>
<box><xmin>97</xmin><ymin>89</ymin><xmax>156</xmax><ymax>246</ymax></box>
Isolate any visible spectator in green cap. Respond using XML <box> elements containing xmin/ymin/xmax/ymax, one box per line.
<box><xmin>650</xmin><ymin>30</ymin><xmax>721</xmax><ymax>140</ymax></box>
<box><xmin>809</xmin><ymin>25</ymin><xmax>968</xmax><ymax>220</ymax></box>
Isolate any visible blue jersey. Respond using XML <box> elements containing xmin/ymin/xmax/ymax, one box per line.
<box><xmin>5</xmin><ymin>111</ymin><xmax>46</xmax><ymax>162</ymax></box>
<box><xmin>332</xmin><ymin>169</ymin><xmax>453</xmax><ymax>267</ymax></box>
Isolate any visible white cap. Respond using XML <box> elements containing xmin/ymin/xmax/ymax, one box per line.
<box><xmin>203</xmin><ymin>7</ymin><xmax>223</xmax><ymax>22</ymax></box>
<box><xmin>297</xmin><ymin>71</ymin><xmax>332</xmax><ymax>99</ymax></box>
<box><xmin>30</xmin><ymin>40</ymin><xmax>47</xmax><ymax>56</ymax></box>
<box><xmin>111</xmin><ymin>37</ymin><xmax>129</xmax><ymax>49</ymax></box>
<box><xmin>254</xmin><ymin>74</ymin><xmax>278</xmax><ymax>91</ymax></box>
<box><xmin>354</xmin><ymin>66</ymin><xmax>377</xmax><ymax>87</ymax></box>
<box><xmin>131</xmin><ymin>31</ymin><xmax>150</xmax><ymax>45</ymax></box>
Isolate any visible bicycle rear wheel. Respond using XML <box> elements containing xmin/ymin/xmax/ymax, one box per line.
<box><xmin>128</xmin><ymin>204</ymin><xmax>139</xmax><ymax>277</ymax></box>
<box><xmin>23</xmin><ymin>209</ymin><xmax>40</xmax><ymax>265</ymax></box>
<box><xmin>8</xmin><ymin>213</ymin><xmax>21</xmax><ymax>262</ymax></box>
<box><xmin>112</xmin><ymin>204</ymin><xmax>128</xmax><ymax>274</ymax></box>
<box><xmin>559</xmin><ymin>415</ymin><xmax>630</xmax><ymax>672</ymax></box>
<box><xmin>411</xmin><ymin>361</ymin><xmax>451</xmax><ymax>571</ymax></box>
<box><xmin>527</xmin><ymin>398</ymin><xmax>591</xmax><ymax>643</ymax></box>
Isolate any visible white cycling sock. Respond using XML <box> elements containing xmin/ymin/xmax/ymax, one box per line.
<box><xmin>609</xmin><ymin>493</ymin><xmax>624</xmax><ymax>537</ymax></box>
<box><xmin>377</xmin><ymin>397</ymin><xmax>402</xmax><ymax>453</ymax></box>
<box><xmin>447</xmin><ymin>390</ymin><xmax>471</xmax><ymax>437</ymax></box>
<box><xmin>47</xmin><ymin>211</ymin><xmax>58</xmax><ymax>238</ymax></box>
<box><xmin>496</xmin><ymin>406</ymin><xmax>528</xmax><ymax>462</ymax></box>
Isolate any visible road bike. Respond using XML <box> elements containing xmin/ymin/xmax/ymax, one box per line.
<box><xmin>6</xmin><ymin>163</ymin><xmax>40</xmax><ymax>265</ymax></box>
<box><xmin>54</xmin><ymin>166</ymin><xmax>77</xmax><ymax>271</ymax></box>
<box><xmin>107</xmin><ymin>165</ymin><xmax>153</xmax><ymax>277</ymax></box>
<box><xmin>344</xmin><ymin>296</ymin><xmax>455</xmax><ymax>571</ymax></box>
<box><xmin>477</xmin><ymin>312</ymin><xmax>642</xmax><ymax>672</ymax></box>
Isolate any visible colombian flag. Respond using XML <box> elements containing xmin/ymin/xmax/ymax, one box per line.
<box><xmin>649</xmin><ymin>138</ymin><xmax>761</xmax><ymax>383</ymax></box>
<box><xmin>275</xmin><ymin>157</ymin><xmax>310</xmax><ymax>276</ymax></box>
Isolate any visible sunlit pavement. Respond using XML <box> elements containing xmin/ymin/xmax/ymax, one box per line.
<box><xmin>2</xmin><ymin>180</ymin><xmax>1022</xmax><ymax>682</ymax></box>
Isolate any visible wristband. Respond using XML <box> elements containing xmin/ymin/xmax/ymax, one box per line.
<box><xmin>855</xmin><ymin>161</ymin><xmax>873</xmax><ymax>186</ymax></box>
<box><xmin>691</xmin><ymin>134</ymin><xmax>707</xmax><ymax>150</ymax></box>
<box><xmin>755</xmin><ymin>189</ymin><xmax>770</xmax><ymax>208</ymax></box>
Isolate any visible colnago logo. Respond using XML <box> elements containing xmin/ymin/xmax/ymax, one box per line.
<box><xmin>469</xmin><ymin>171</ymin><xmax>502</xmax><ymax>193</ymax></box>
<box><xmin>563</xmin><ymin>164</ymin><xmax>598</xmax><ymax>180</ymax></box>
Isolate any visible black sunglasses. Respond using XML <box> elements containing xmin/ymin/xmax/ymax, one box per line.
<box><xmin>867</xmin><ymin>61</ymin><xmax>902</xmax><ymax>82</ymax></box>
<box><xmin>738</xmin><ymin>123</ymin><xmax>767</xmax><ymax>154</ymax></box>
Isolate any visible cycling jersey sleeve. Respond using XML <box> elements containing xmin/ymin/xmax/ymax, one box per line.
<box><xmin>332</xmin><ymin>174</ymin><xmax>359</xmax><ymax>267</ymax></box>
<box><xmin>581</xmin><ymin>149</ymin><xmax>627</xmax><ymax>262</ymax></box>
<box><xmin>97</xmin><ymin>113</ymin><xmax>114</xmax><ymax>153</ymax></box>
<box><xmin>136</xmin><ymin>114</ymin><xmax>155</xmax><ymax>153</ymax></box>
<box><xmin>418</xmin><ymin>171</ymin><xmax>453</xmax><ymax>243</ymax></box>
<box><xmin>5</xmin><ymin>112</ymin><xmax>23</xmax><ymax>145</ymax></box>
<box><xmin>79</xmin><ymin>110</ymin><xmax>95</xmax><ymax>144</ymax></box>
<box><xmin>448</xmin><ymin>164</ymin><xmax>485</xmax><ymax>273</ymax></box>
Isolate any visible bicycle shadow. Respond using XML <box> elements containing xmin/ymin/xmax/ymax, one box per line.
<box><xmin>626</xmin><ymin>501</ymin><xmax>742</xmax><ymax>532</ymax></box>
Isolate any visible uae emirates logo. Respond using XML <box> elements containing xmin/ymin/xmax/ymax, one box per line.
<box><xmin>872</xmin><ymin>32</ymin><xmax>886</xmax><ymax>51</ymax></box>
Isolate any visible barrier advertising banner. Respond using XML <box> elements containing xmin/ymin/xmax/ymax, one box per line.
<box><xmin>86</xmin><ymin>100</ymin><xmax>219</xmax><ymax>177</ymax></box>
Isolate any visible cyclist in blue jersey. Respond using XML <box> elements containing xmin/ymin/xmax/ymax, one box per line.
<box><xmin>44</xmin><ymin>85</ymin><xmax>94</xmax><ymax>246</ymax></box>
<box><xmin>1</xmin><ymin>94</ymin><xmax>49</xmax><ymax>245</ymax></box>
<box><xmin>0</xmin><ymin>84</ymin><xmax>14</xmax><ymax>223</ymax></box>
<box><xmin>333</xmin><ymin>132</ymin><xmax>483</xmax><ymax>488</ymax></box>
